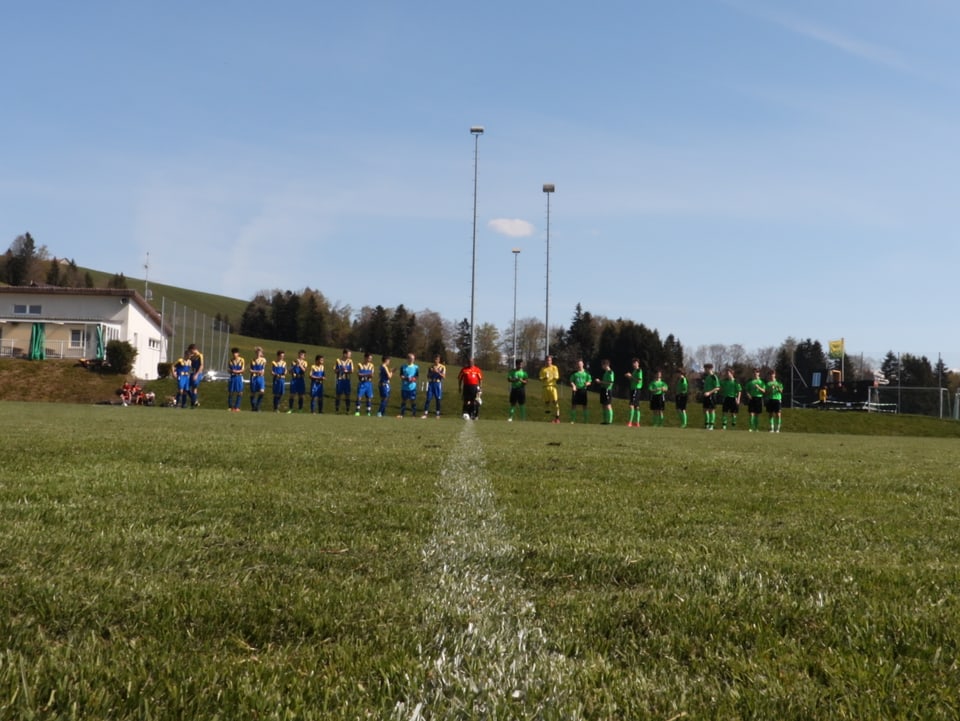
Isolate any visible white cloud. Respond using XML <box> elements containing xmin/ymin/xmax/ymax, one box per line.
<box><xmin>488</xmin><ymin>218</ymin><xmax>534</xmax><ymax>238</ymax></box>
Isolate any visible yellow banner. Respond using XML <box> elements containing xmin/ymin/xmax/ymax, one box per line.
<box><xmin>828</xmin><ymin>339</ymin><xmax>844</xmax><ymax>359</ymax></box>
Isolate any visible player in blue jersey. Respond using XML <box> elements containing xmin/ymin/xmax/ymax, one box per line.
<box><xmin>187</xmin><ymin>344</ymin><xmax>204</xmax><ymax>408</ymax></box>
<box><xmin>422</xmin><ymin>354</ymin><xmax>446</xmax><ymax>418</ymax></box>
<box><xmin>397</xmin><ymin>353</ymin><xmax>420</xmax><ymax>418</ymax></box>
<box><xmin>355</xmin><ymin>352</ymin><xmax>375</xmax><ymax>416</ymax></box>
<box><xmin>287</xmin><ymin>349</ymin><xmax>307</xmax><ymax>414</ymax></box>
<box><xmin>310</xmin><ymin>354</ymin><xmax>325</xmax><ymax>414</ymax></box>
<box><xmin>174</xmin><ymin>349</ymin><xmax>192</xmax><ymax>408</ymax></box>
<box><xmin>227</xmin><ymin>347</ymin><xmax>245</xmax><ymax>411</ymax></box>
<box><xmin>377</xmin><ymin>355</ymin><xmax>393</xmax><ymax>417</ymax></box>
<box><xmin>272</xmin><ymin>350</ymin><xmax>287</xmax><ymax>412</ymax></box>
<box><xmin>334</xmin><ymin>349</ymin><xmax>353</xmax><ymax>414</ymax></box>
<box><xmin>249</xmin><ymin>346</ymin><xmax>266</xmax><ymax>411</ymax></box>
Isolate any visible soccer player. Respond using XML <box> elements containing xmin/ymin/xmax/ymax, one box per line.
<box><xmin>765</xmin><ymin>369</ymin><xmax>784</xmax><ymax>432</ymax></box>
<box><xmin>507</xmin><ymin>359</ymin><xmax>528</xmax><ymax>421</ymax></box>
<box><xmin>422</xmin><ymin>355</ymin><xmax>446</xmax><ymax>418</ymax></box>
<box><xmin>539</xmin><ymin>355</ymin><xmax>561</xmax><ymax>424</ymax></box>
<box><xmin>174</xmin><ymin>349</ymin><xmax>192</xmax><ymax>408</ymax></box>
<box><xmin>272</xmin><ymin>350</ymin><xmax>287</xmax><ymax>412</ymax></box>
<box><xmin>288</xmin><ymin>349</ymin><xmax>307</xmax><ymax>414</ymax></box>
<box><xmin>355</xmin><ymin>352</ymin><xmax>375</xmax><ymax>416</ymax></box>
<box><xmin>569</xmin><ymin>359</ymin><xmax>591</xmax><ymax>423</ymax></box>
<box><xmin>720</xmin><ymin>367</ymin><xmax>742</xmax><ymax>430</ymax></box>
<box><xmin>701</xmin><ymin>363</ymin><xmax>721</xmax><ymax>430</ymax></box>
<box><xmin>310</xmin><ymin>354</ymin><xmax>325</xmax><ymax>414</ymax></box>
<box><xmin>397</xmin><ymin>353</ymin><xmax>419</xmax><ymax>418</ymax></box>
<box><xmin>334</xmin><ymin>349</ymin><xmax>353</xmax><ymax>414</ymax></box>
<box><xmin>625</xmin><ymin>358</ymin><xmax>643</xmax><ymax>427</ymax></box>
<box><xmin>458</xmin><ymin>358</ymin><xmax>483</xmax><ymax>420</ymax></box>
<box><xmin>745</xmin><ymin>368</ymin><xmax>766</xmax><ymax>432</ymax></box>
<box><xmin>595</xmin><ymin>358</ymin><xmax>615</xmax><ymax>424</ymax></box>
<box><xmin>648</xmin><ymin>369</ymin><xmax>669</xmax><ymax>427</ymax></box>
<box><xmin>187</xmin><ymin>343</ymin><xmax>204</xmax><ymax>408</ymax></box>
<box><xmin>227</xmin><ymin>347</ymin><xmax>245</xmax><ymax>412</ymax></box>
<box><xmin>249</xmin><ymin>346</ymin><xmax>266</xmax><ymax>411</ymax></box>
<box><xmin>377</xmin><ymin>355</ymin><xmax>393</xmax><ymax>417</ymax></box>
<box><xmin>674</xmin><ymin>368</ymin><xmax>689</xmax><ymax>428</ymax></box>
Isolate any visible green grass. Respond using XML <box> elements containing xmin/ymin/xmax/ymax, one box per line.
<box><xmin>2</xmin><ymin>403</ymin><xmax>960</xmax><ymax>719</ymax></box>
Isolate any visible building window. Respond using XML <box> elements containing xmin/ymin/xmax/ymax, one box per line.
<box><xmin>13</xmin><ymin>304</ymin><xmax>27</xmax><ymax>314</ymax></box>
<box><xmin>149</xmin><ymin>338</ymin><xmax>162</xmax><ymax>350</ymax></box>
<box><xmin>70</xmin><ymin>330</ymin><xmax>84</xmax><ymax>348</ymax></box>
<box><xmin>29</xmin><ymin>305</ymin><xmax>41</xmax><ymax>314</ymax></box>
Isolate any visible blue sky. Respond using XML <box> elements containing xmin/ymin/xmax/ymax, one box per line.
<box><xmin>3</xmin><ymin>1</ymin><xmax>959</xmax><ymax>369</ymax></box>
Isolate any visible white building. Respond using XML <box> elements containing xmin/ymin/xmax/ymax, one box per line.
<box><xmin>0</xmin><ymin>287</ymin><xmax>171</xmax><ymax>380</ymax></box>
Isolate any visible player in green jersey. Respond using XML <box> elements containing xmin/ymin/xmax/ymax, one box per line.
<box><xmin>624</xmin><ymin>358</ymin><xmax>643</xmax><ymax>427</ymax></box>
<box><xmin>569</xmin><ymin>359</ymin><xmax>591</xmax><ymax>423</ymax></box>
<box><xmin>765</xmin><ymin>369</ymin><xmax>784</xmax><ymax>432</ymax></box>
<box><xmin>648</xmin><ymin>369</ymin><xmax>669</xmax><ymax>427</ymax></box>
<box><xmin>595</xmin><ymin>359</ymin><xmax>616</xmax><ymax>424</ymax></box>
<box><xmin>674</xmin><ymin>368</ymin><xmax>689</xmax><ymax>428</ymax></box>
<box><xmin>507</xmin><ymin>359</ymin><xmax>529</xmax><ymax>421</ymax></box>
<box><xmin>720</xmin><ymin>367</ymin><xmax>742</xmax><ymax>430</ymax></box>
<box><xmin>744</xmin><ymin>368</ymin><xmax>766</xmax><ymax>432</ymax></box>
<box><xmin>701</xmin><ymin>363</ymin><xmax>721</xmax><ymax>430</ymax></box>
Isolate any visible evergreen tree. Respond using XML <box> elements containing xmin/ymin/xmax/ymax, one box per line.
<box><xmin>46</xmin><ymin>258</ymin><xmax>62</xmax><ymax>286</ymax></box>
<box><xmin>390</xmin><ymin>304</ymin><xmax>412</xmax><ymax>355</ymax></box>
<box><xmin>240</xmin><ymin>294</ymin><xmax>272</xmax><ymax>338</ymax></box>
<box><xmin>454</xmin><ymin>318</ymin><xmax>471</xmax><ymax>364</ymax></box>
<box><xmin>299</xmin><ymin>292</ymin><xmax>327</xmax><ymax>346</ymax></box>
<box><xmin>5</xmin><ymin>233</ymin><xmax>38</xmax><ymax>286</ymax></box>
<box><xmin>880</xmin><ymin>351</ymin><xmax>900</xmax><ymax>384</ymax></box>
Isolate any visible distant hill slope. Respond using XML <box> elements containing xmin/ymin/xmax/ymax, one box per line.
<box><xmin>82</xmin><ymin>268</ymin><xmax>249</xmax><ymax>324</ymax></box>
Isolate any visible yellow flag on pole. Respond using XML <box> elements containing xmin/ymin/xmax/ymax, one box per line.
<box><xmin>828</xmin><ymin>339</ymin><xmax>844</xmax><ymax>359</ymax></box>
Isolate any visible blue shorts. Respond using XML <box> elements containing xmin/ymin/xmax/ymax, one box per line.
<box><xmin>426</xmin><ymin>382</ymin><xmax>442</xmax><ymax>400</ymax></box>
<box><xmin>336</xmin><ymin>379</ymin><xmax>351</xmax><ymax>396</ymax></box>
<box><xmin>311</xmin><ymin>382</ymin><xmax>324</xmax><ymax>398</ymax></box>
<box><xmin>177</xmin><ymin>376</ymin><xmax>190</xmax><ymax>392</ymax></box>
<box><xmin>290</xmin><ymin>377</ymin><xmax>305</xmax><ymax>395</ymax></box>
<box><xmin>358</xmin><ymin>381</ymin><xmax>374</xmax><ymax>399</ymax></box>
<box><xmin>273</xmin><ymin>378</ymin><xmax>286</xmax><ymax>396</ymax></box>
<box><xmin>379</xmin><ymin>382</ymin><xmax>391</xmax><ymax>399</ymax></box>
<box><xmin>401</xmin><ymin>387</ymin><xmax>417</xmax><ymax>401</ymax></box>
<box><xmin>250</xmin><ymin>375</ymin><xmax>265</xmax><ymax>394</ymax></box>
<box><xmin>228</xmin><ymin>375</ymin><xmax>244</xmax><ymax>394</ymax></box>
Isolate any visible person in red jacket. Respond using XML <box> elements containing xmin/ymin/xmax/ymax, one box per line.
<box><xmin>458</xmin><ymin>358</ymin><xmax>483</xmax><ymax>420</ymax></box>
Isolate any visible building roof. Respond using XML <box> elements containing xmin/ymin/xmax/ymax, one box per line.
<box><xmin>0</xmin><ymin>286</ymin><xmax>169</xmax><ymax>335</ymax></box>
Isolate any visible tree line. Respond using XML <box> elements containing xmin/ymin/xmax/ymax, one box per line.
<box><xmin>2</xmin><ymin>232</ymin><xmax>128</xmax><ymax>290</ymax></box>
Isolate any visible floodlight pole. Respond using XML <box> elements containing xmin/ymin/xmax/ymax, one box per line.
<box><xmin>511</xmin><ymin>248</ymin><xmax>521</xmax><ymax>365</ymax></box>
<box><xmin>469</xmin><ymin>126</ymin><xmax>484</xmax><ymax>362</ymax></box>
<box><xmin>543</xmin><ymin>183</ymin><xmax>555</xmax><ymax>358</ymax></box>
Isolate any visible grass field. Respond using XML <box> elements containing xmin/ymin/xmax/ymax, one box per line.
<box><xmin>2</xmin><ymin>402</ymin><xmax>960</xmax><ymax>720</ymax></box>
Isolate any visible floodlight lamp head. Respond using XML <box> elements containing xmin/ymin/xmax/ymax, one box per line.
<box><xmin>470</xmin><ymin>126</ymin><xmax>485</xmax><ymax>135</ymax></box>
<box><xmin>542</xmin><ymin>183</ymin><xmax>555</xmax><ymax>193</ymax></box>
<box><xmin>512</xmin><ymin>248</ymin><xmax>521</xmax><ymax>254</ymax></box>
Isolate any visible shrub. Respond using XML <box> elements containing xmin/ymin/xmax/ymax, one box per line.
<box><xmin>157</xmin><ymin>362</ymin><xmax>173</xmax><ymax>379</ymax></box>
<box><xmin>105</xmin><ymin>340</ymin><xmax>138</xmax><ymax>375</ymax></box>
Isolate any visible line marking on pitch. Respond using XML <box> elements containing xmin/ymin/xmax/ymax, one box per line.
<box><xmin>394</xmin><ymin>422</ymin><xmax>579</xmax><ymax>719</ymax></box>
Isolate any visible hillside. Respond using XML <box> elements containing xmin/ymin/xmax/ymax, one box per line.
<box><xmin>81</xmin><ymin>267</ymin><xmax>249</xmax><ymax>325</ymax></box>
